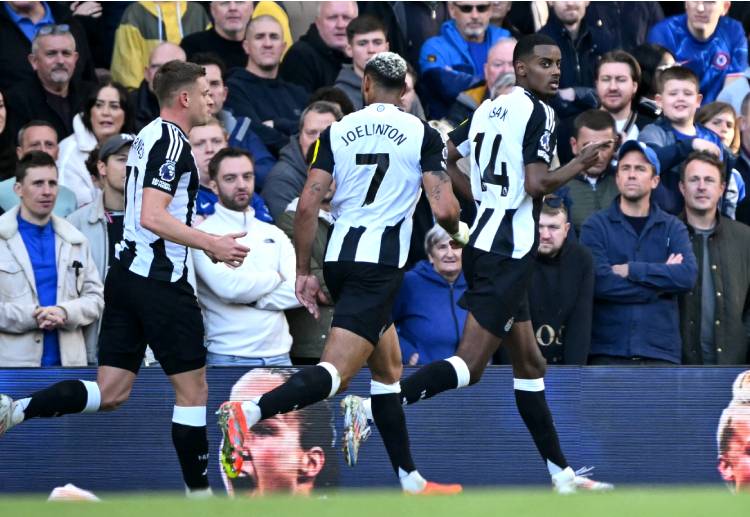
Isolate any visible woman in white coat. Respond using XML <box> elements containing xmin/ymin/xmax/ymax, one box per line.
<box><xmin>57</xmin><ymin>82</ymin><xmax>133</xmax><ymax>207</ymax></box>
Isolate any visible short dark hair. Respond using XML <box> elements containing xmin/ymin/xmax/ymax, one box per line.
<box><xmin>573</xmin><ymin>109</ymin><xmax>616</xmax><ymax>138</ymax></box>
<box><xmin>207</xmin><ymin>146</ymin><xmax>254</xmax><ymax>181</ymax></box>
<box><xmin>346</xmin><ymin>15</ymin><xmax>387</xmax><ymax>42</ymax></box>
<box><xmin>299</xmin><ymin>101</ymin><xmax>343</xmax><ymax>131</ymax></box>
<box><xmin>308</xmin><ymin>86</ymin><xmax>355</xmax><ymax>115</ymax></box>
<box><xmin>153</xmin><ymin>60</ymin><xmax>206</xmax><ymax>107</ymax></box>
<box><xmin>82</xmin><ymin>81</ymin><xmax>134</xmax><ymax>135</ymax></box>
<box><xmin>680</xmin><ymin>150</ymin><xmax>726</xmax><ymax>183</ymax></box>
<box><xmin>190</xmin><ymin>52</ymin><xmax>227</xmax><ymax>83</ymax></box>
<box><xmin>595</xmin><ymin>50</ymin><xmax>641</xmax><ymax>84</ymax></box>
<box><xmin>363</xmin><ymin>52</ymin><xmax>407</xmax><ymax>90</ymax></box>
<box><xmin>541</xmin><ymin>195</ymin><xmax>568</xmax><ymax>220</ymax></box>
<box><xmin>15</xmin><ymin>150</ymin><xmax>57</xmax><ymax>182</ymax></box>
<box><xmin>657</xmin><ymin>65</ymin><xmax>699</xmax><ymax>93</ymax></box>
<box><xmin>512</xmin><ymin>33</ymin><xmax>558</xmax><ymax>64</ymax></box>
<box><xmin>17</xmin><ymin>120</ymin><xmax>57</xmax><ymax>147</ymax></box>
<box><xmin>631</xmin><ymin>43</ymin><xmax>674</xmax><ymax>99</ymax></box>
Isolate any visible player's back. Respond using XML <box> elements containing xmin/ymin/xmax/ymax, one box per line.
<box><xmin>314</xmin><ymin>103</ymin><xmax>433</xmax><ymax>267</ymax></box>
<box><xmin>459</xmin><ymin>86</ymin><xmax>556</xmax><ymax>258</ymax></box>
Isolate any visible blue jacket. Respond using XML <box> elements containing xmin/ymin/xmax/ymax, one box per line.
<box><xmin>392</xmin><ymin>260</ymin><xmax>468</xmax><ymax>364</ymax></box>
<box><xmin>580</xmin><ymin>197</ymin><xmax>697</xmax><ymax>363</ymax></box>
<box><xmin>419</xmin><ymin>21</ymin><xmax>509</xmax><ymax>118</ymax></box>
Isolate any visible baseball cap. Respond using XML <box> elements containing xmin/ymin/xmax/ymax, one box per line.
<box><xmin>99</xmin><ymin>133</ymin><xmax>135</xmax><ymax>161</ymax></box>
<box><xmin>617</xmin><ymin>140</ymin><xmax>660</xmax><ymax>176</ymax></box>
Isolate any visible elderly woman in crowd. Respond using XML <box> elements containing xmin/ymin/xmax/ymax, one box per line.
<box><xmin>392</xmin><ymin>224</ymin><xmax>468</xmax><ymax>366</ymax></box>
<box><xmin>58</xmin><ymin>81</ymin><xmax>133</xmax><ymax>207</ymax></box>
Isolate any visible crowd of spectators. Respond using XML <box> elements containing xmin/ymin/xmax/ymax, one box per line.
<box><xmin>1</xmin><ymin>1</ymin><xmax>749</xmax><ymax>368</ymax></box>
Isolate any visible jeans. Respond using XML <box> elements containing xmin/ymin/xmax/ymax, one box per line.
<box><xmin>206</xmin><ymin>351</ymin><xmax>291</xmax><ymax>367</ymax></box>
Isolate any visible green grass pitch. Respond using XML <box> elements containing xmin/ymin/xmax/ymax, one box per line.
<box><xmin>0</xmin><ymin>488</ymin><xmax>748</xmax><ymax>517</ymax></box>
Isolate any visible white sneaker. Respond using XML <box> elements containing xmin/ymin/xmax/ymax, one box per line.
<box><xmin>551</xmin><ymin>466</ymin><xmax>577</xmax><ymax>494</ymax></box>
<box><xmin>573</xmin><ymin>466</ymin><xmax>614</xmax><ymax>491</ymax></box>
<box><xmin>340</xmin><ymin>395</ymin><xmax>372</xmax><ymax>466</ymax></box>
<box><xmin>0</xmin><ymin>394</ymin><xmax>16</xmax><ymax>436</ymax></box>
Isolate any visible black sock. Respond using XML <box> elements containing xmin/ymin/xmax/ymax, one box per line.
<box><xmin>172</xmin><ymin>423</ymin><xmax>210</xmax><ymax>490</ymax></box>
<box><xmin>514</xmin><ymin>389</ymin><xmax>567</xmax><ymax>470</ymax></box>
<box><xmin>371</xmin><ymin>393</ymin><xmax>416</xmax><ymax>474</ymax></box>
<box><xmin>257</xmin><ymin>365</ymin><xmax>332</xmax><ymax>420</ymax></box>
<box><xmin>24</xmin><ymin>380</ymin><xmax>88</xmax><ymax>419</ymax></box>
<box><xmin>399</xmin><ymin>360</ymin><xmax>458</xmax><ymax>405</ymax></box>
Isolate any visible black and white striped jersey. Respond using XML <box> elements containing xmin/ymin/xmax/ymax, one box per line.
<box><xmin>116</xmin><ymin>118</ymin><xmax>199</xmax><ymax>282</ymax></box>
<box><xmin>449</xmin><ymin>86</ymin><xmax>556</xmax><ymax>258</ymax></box>
<box><xmin>310</xmin><ymin>103</ymin><xmax>444</xmax><ymax>268</ymax></box>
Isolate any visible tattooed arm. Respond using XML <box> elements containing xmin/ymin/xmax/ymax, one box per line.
<box><xmin>422</xmin><ymin>168</ymin><xmax>460</xmax><ymax>235</ymax></box>
<box><xmin>294</xmin><ymin>168</ymin><xmax>332</xmax><ymax>276</ymax></box>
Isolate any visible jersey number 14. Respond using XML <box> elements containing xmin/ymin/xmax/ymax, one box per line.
<box><xmin>474</xmin><ymin>132</ymin><xmax>509</xmax><ymax>196</ymax></box>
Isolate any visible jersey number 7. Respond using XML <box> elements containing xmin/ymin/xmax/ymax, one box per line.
<box><xmin>474</xmin><ymin>132</ymin><xmax>509</xmax><ymax>196</ymax></box>
<box><xmin>356</xmin><ymin>153</ymin><xmax>390</xmax><ymax>206</ymax></box>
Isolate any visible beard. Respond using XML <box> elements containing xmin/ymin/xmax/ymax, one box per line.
<box><xmin>49</xmin><ymin>69</ymin><xmax>71</xmax><ymax>84</ymax></box>
<box><xmin>219</xmin><ymin>191</ymin><xmax>250</xmax><ymax>212</ymax></box>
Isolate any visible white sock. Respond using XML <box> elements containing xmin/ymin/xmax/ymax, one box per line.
<box><xmin>363</xmin><ymin>397</ymin><xmax>373</xmax><ymax>421</ymax></box>
<box><xmin>399</xmin><ymin>468</ymin><xmax>427</xmax><ymax>493</ymax></box>
<box><xmin>81</xmin><ymin>380</ymin><xmax>101</xmax><ymax>413</ymax></box>
<box><xmin>241</xmin><ymin>399</ymin><xmax>262</xmax><ymax>428</ymax></box>
<box><xmin>172</xmin><ymin>406</ymin><xmax>207</xmax><ymax>426</ymax></box>
<box><xmin>11</xmin><ymin>398</ymin><xmax>30</xmax><ymax>425</ymax></box>
<box><xmin>446</xmin><ymin>356</ymin><xmax>471</xmax><ymax>388</ymax></box>
<box><xmin>185</xmin><ymin>486</ymin><xmax>213</xmax><ymax>498</ymax></box>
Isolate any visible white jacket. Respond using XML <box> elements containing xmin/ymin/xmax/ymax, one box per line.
<box><xmin>193</xmin><ymin>203</ymin><xmax>300</xmax><ymax>358</ymax></box>
<box><xmin>57</xmin><ymin>114</ymin><xmax>98</xmax><ymax>208</ymax></box>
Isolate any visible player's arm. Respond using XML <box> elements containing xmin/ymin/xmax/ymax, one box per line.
<box><xmin>421</xmin><ymin>124</ymin><xmax>464</xmax><ymax>243</ymax></box>
<box><xmin>445</xmin><ymin>118</ymin><xmax>473</xmax><ymax>201</ymax></box>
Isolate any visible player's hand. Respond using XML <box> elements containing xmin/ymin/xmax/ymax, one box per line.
<box><xmin>210</xmin><ymin>232</ymin><xmax>250</xmax><ymax>268</ymax></box>
<box><xmin>577</xmin><ymin>139</ymin><xmax>614</xmax><ymax>169</ymax></box>
<box><xmin>450</xmin><ymin>221</ymin><xmax>470</xmax><ymax>248</ymax></box>
<box><xmin>666</xmin><ymin>253</ymin><xmax>683</xmax><ymax>265</ymax></box>
<box><xmin>692</xmin><ymin>138</ymin><xmax>721</xmax><ymax>157</ymax></box>
<box><xmin>296</xmin><ymin>274</ymin><xmax>323</xmax><ymax>319</ymax></box>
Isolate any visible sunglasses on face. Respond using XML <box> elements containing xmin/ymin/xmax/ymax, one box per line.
<box><xmin>38</xmin><ymin>24</ymin><xmax>71</xmax><ymax>36</ymax></box>
<box><xmin>455</xmin><ymin>4</ymin><xmax>491</xmax><ymax>14</ymax></box>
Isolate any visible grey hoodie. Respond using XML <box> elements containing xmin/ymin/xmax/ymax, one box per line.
<box><xmin>262</xmin><ymin>137</ymin><xmax>308</xmax><ymax>221</ymax></box>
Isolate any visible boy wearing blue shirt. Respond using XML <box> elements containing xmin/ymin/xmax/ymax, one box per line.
<box><xmin>639</xmin><ymin>66</ymin><xmax>724</xmax><ymax>215</ymax></box>
<box><xmin>648</xmin><ymin>1</ymin><xmax>747</xmax><ymax>104</ymax></box>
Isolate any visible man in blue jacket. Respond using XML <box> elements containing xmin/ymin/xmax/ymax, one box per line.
<box><xmin>580</xmin><ymin>140</ymin><xmax>697</xmax><ymax>364</ymax></box>
<box><xmin>419</xmin><ymin>2</ymin><xmax>509</xmax><ymax>119</ymax></box>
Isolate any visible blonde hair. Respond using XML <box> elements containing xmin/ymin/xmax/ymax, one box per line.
<box><xmin>717</xmin><ymin>370</ymin><xmax>750</xmax><ymax>456</ymax></box>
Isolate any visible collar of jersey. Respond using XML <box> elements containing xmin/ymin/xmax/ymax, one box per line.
<box><xmin>160</xmin><ymin>118</ymin><xmax>188</xmax><ymax>139</ymax></box>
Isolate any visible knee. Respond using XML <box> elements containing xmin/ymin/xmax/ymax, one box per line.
<box><xmin>465</xmin><ymin>359</ymin><xmax>486</xmax><ymax>386</ymax></box>
<box><xmin>516</xmin><ymin>355</ymin><xmax>547</xmax><ymax>379</ymax></box>
<box><xmin>99</xmin><ymin>390</ymin><xmax>130</xmax><ymax>412</ymax></box>
<box><xmin>371</xmin><ymin>364</ymin><xmax>402</xmax><ymax>386</ymax></box>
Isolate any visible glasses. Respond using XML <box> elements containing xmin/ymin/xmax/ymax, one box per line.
<box><xmin>542</xmin><ymin>195</ymin><xmax>564</xmax><ymax>209</ymax></box>
<box><xmin>455</xmin><ymin>4</ymin><xmax>491</xmax><ymax>14</ymax></box>
<box><xmin>37</xmin><ymin>24</ymin><xmax>71</xmax><ymax>36</ymax></box>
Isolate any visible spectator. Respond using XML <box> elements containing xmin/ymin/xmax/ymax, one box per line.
<box><xmin>188</xmin><ymin>117</ymin><xmax>273</xmax><ymax>224</ymax></box>
<box><xmin>489</xmin><ymin>1</ymin><xmax>521</xmax><ymax>38</ymax></box>
<box><xmin>639</xmin><ymin>66</ymin><xmax>724</xmax><ymax>215</ymax></box>
<box><xmin>69</xmin><ymin>1</ymin><xmax>129</xmax><ymax>71</ymax></box>
<box><xmin>392</xmin><ymin>225</ymin><xmax>468</xmax><ymax>366</ymax></box>
<box><xmin>0</xmin><ymin>121</ymin><xmax>77</xmax><ymax>217</ymax></box>
<box><xmin>225</xmin><ymin>15</ymin><xmax>308</xmax><ymax>156</ymax></box>
<box><xmin>556</xmin><ymin>110</ymin><xmax>619</xmax><ymax>234</ymax></box>
<box><xmin>580</xmin><ymin>141</ymin><xmax>697</xmax><ymax>365</ymax></box>
<box><xmin>529</xmin><ymin>197</ymin><xmax>593</xmax><ymax>365</ymax></box>
<box><xmin>129</xmin><ymin>42</ymin><xmax>186</xmax><ymax>132</ymax></box>
<box><xmin>631</xmin><ymin>43</ymin><xmax>676</xmax><ymax>121</ymax></box>
<box><xmin>66</xmin><ymin>133</ymin><xmax>133</xmax><ymax>363</ymax></box>
<box><xmin>279</xmin><ymin>1</ymin><xmax>357</xmax><ymax>93</ymax></box>
<box><xmin>697</xmin><ymin>101</ymin><xmax>741</xmax><ymax>154</ymax></box>
<box><xmin>735</xmin><ymin>92</ymin><xmax>750</xmax><ymax>225</ymax></box>
<box><xmin>7</xmin><ymin>25</ymin><xmax>94</xmax><ymax>139</ymax></box>
<box><xmin>180</xmin><ymin>1</ymin><xmax>254</xmax><ymax>70</ymax></box>
<box><xmin>0</xmin><ymin>1</ymin><xmax>96</xmax><ymax>92</ymax></box>
<box><xmin>401</xmin><ymin>64</ymin><xmax>426</xmax><ymax>120</ymax></box>
<box><xmin>190</xmin><ymin>53</ymin><xmax>276</xmax><ymax>188</ymax></box>
<box><xmin>540</xmin><ymin>1</ymin><xmax>614</xmax><ymax>89</ymax></box>
<box><xmin>0</xmin><ymin>89</ymin><xmax>15</xmax><ymax>180</ymax></box>
<box><xmin>585</xmin><ymin>1</ymin><xmax>664</xmax><ymax>53</ymax></box>
<box><xmin>445</xmin><ymin>37</ymin><xmax>516</xmax><ymax>126</ymax></box>
<box><xmin>419</xmin><ymin>1</ymin><xmax>510</xmax><ymax>119</ymax></box>
<box><xmin>275</xmin><ymin>182</ymin><xmax>336</xmax><ymax>365</ymax></box>
<box><xmin>110</xmin><ymin>1</ymin><xmax>210</xmax><ymax>89</ymax></box>
<box><xmin>0</xmin><ymin>151</ymin><xmax>104</xmax><ymax>367</ymax></box>
<box><xmin>58</xmin><ymin>82</ymin><xmax>133</xmax><ymax>207</ymax></box>
<box><xmin>334</xmin><ymin>15</ymin><xmax>389</xmax><ymax>111</ymax></box>
<box><xmin>261</xmin><ymin>101</ymin><xmax>341</xmax><ymax>221</ymax></box>
<box><xmin>193</xmin><ymin>147</ymin><xmax>299</xmax><ymax>366</ymax></box>
<box><xmin>678</xmin><ymin>151</ymin><xmax>750</xmax><ymax>365</ymax></box>
<box><xmin>307</xmin><ymin>86</ymin><xmax>355</xmax><ymax>115</ymax></box>
<box><xmin>648</xmin><ymin>0</ymin><xmax>748</xmax><ymax>104</ymax></box>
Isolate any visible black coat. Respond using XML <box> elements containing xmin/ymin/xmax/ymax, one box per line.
<box><xmin>0</xmin><ymin>3</ymin><xmax>96</xmax><ymax>93</ymax></box>
<box><xmin>278</xmin><ymin>24</ymin><xmax>350</xmax><ymax>93</ymax></box>
<box><xmin>7</xmin><ymin>74</ymin><xmax>94</xmax><ymax>140</ymax></box>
